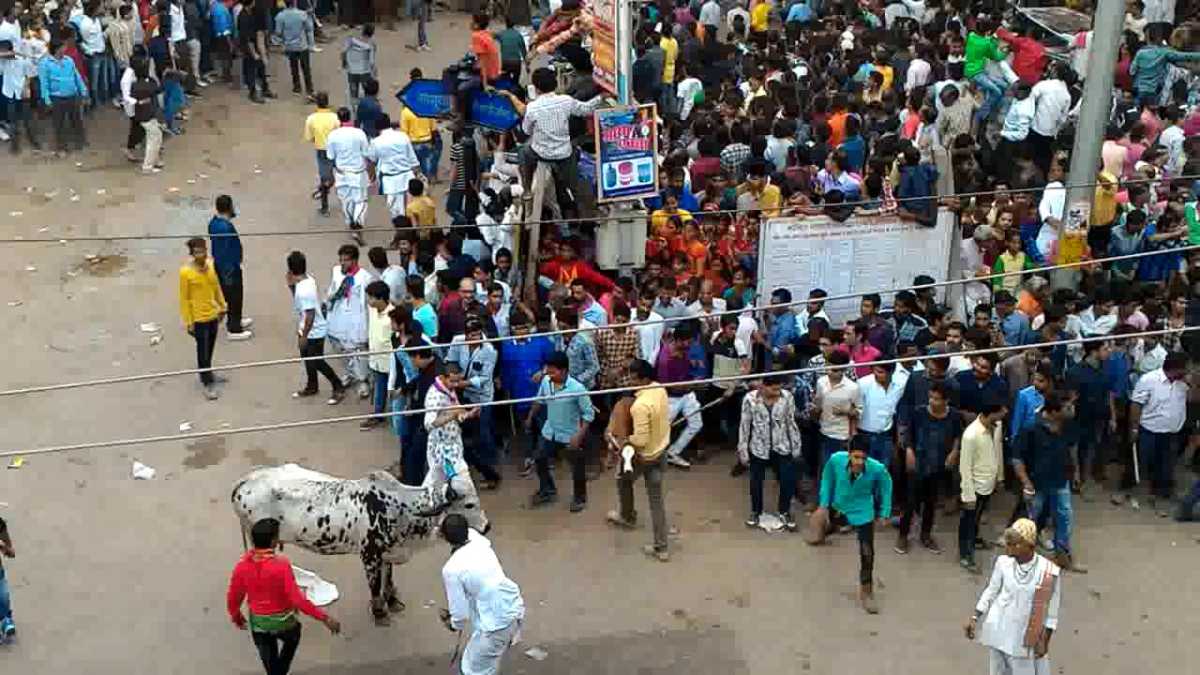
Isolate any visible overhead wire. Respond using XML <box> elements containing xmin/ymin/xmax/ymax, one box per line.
<box><xmin>1</xmin><ymin>242</ymin><xmax>1195</xmax><ymax>398</ymax></box>
<box><xmin>0</xmin><ymin>174</ymin><xmax>1190</xmax><ymax>243</ymax></box>
<box><xmin>2</xmin><ymin>326</ymin><xmax>1192</xmax><ymax>459</ymax></box>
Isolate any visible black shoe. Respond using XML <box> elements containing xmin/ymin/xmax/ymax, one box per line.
<box><xmin>529</xmin><ymin>492</ymin><xmax>555</xmax><ymax>507</ymax></box>
<box><xmin>569</xmin><ymin>498</ymin><xmax>586</xmax><ymax>513</ymax></box>
<box><xmin>263</xmin><ymin>90</ymin><xmax>278</xmax><ymax>99</ymax></box>
<box><xmin>249</xmin><ymin>94</ymin><xmax>265</xmax><ymax>104</ymax></box>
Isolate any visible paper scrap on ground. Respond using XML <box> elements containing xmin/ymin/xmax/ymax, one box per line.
<box><xmin>524</xmin><ymin>647</ymin><xmax>548</xmax><ymax>661</ymax></box>
<box><xmin>140</xmin><ymin>322</ymin><xmax>161</xmax><ymax>333</ymax></box>
<box><xmin>7</xmin><ymin>301</ymin><xmax>21</xmax><ymax>307</ymax></box>
<box><xmin>6</xmin><ymin>457</ymin><xmax>23</xmax><ymax>470</ymax></box>
<box><xmin>9</xmin><ymin>211</ymin><xmax>22</xmax><ymax>217</ymax></box>
<box><xmin>292</xmin><ymin>566</ymin><xmax>339</xmax><ymax>606</ymax></box>
<box><xmin>23</xmin><ymin>266</ymin><xmax>36</xmax><ymax>272</ymax></box>
<box><xmin>178</xmin><ymin>422</ymin><xmax>193</xmax><ymax>432</ymax></box>
<box><xmin>132</xmin><ymin>460</ymin><xmax>156</xmax><ymax>480</ymax></box>
<box><xmin>757</xmin><ymin>513</ymin><xmax>785</xmax><ymax>533</ymax></box>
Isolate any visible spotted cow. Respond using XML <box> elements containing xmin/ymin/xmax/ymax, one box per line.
<box><xmin>230</xmin><ymin>464</ymin><xmax>488</xmax><ymax>625</ymax></box>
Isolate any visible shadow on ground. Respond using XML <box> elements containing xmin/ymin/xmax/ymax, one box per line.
<box><xmin>285</xmin><ymin>628</ymin><xmax>750</xmax><ymax>675</ymax></box>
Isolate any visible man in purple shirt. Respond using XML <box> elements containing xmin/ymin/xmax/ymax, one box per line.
<box><xmin>859</xmin><ymin>293</ymin><xmax>896</xmax><ymax>357</ymax></box>
<box><xmin>656</xmin><ymin>322</ymin><xmax>704</xmax><ymax>468</ymax></box>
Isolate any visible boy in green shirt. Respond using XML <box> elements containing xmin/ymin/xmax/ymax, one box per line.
<box><xmin>964</xmin><ymin>18</ymin><xmax>1008</xmax><ymax>126</ymax></box>
<box><xmin>810</xmin><ymin>439</ymin><xmax>893</xmax><ymax>614</ymax></box>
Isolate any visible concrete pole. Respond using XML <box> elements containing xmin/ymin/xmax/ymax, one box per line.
<box><xmin>1061</xmin><ymin>0</ymin><xmax>1125</xmax><ymax>255</ymax></box>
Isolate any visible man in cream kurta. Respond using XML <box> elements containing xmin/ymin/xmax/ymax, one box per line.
<box><xmin>324</xmin><ymin>107</ymin><xmax>372</xmax><ymax>237</ymax></box>
<box><xmin>366</xmin><ymin>114</ymin><xmax>421</xmax><ymax>220</ymax></box>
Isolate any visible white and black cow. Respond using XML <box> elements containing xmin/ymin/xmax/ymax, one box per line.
<box><xmin>230</xmin><ymin>464</ymin><xmax>488</xmax><ymax>625</ymax></box>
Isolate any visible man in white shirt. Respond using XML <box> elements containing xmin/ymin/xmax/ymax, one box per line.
<box><xmin>635</xmin><ymin>293</ymin><xmax>666</xmax><ymax>363</ymax></box>
<box><xmin>814</xmin><ymin>351</ymin><xmax>861</xmax><ymax>472</ymax></box>
<box><xmin>905</xmin><ymin>43</ymin><xmax>933</xmax><ymax>92</ymax></box>
<box><xmin>325</xmin><ymin>244</ymin><xmax>373</xmax><ymax>399</ymax></box>
<box><xmin>366</xmin><ymin>113</ymin><xmax>420</xmax><ymax>220</ymax></box>
<box><xmin>75</xmin><ymin>2</ymin><xmax>107</xmax><ymax>109</ymax></box>
<box><xmin>439</xmin><ymin>514</ymin><xmax>524</xmax><ymax>675</ymax></box>
<box><xmin>286</xmin><ymin>251</ymin><xmax>345</xmax><ymax>403</ymax></box>
<box><xmin>324</xmin><ymin>107</ymin><xmax>373</xmax><ymax>240</ymax></box>
<box><xmin>1028</xmin><ymin>66</ymin><xmax>1071</xmax><ymax>173</ymax></box>
<box><xmin>960</xmin><ymin>225</ymin><xmax>996</xmax><ymax>315</ymax></box>
<box><xmin>857</xmin><ymin>362</ymin><xmax>909</xmax><ymax>464</ymax></box>
<box><xmin>1130</xmin><ymin>352</ymin><xmax>1189</xmax><ymax>511</ymax></box>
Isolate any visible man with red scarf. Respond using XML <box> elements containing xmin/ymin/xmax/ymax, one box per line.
<box><xmin>539</xmin><ymin>240</ymin><xmax>615</xmax><ymax>295</ymax></box>
<box><xmin>227</xmin><ymin>518</ymin><xmax>341</xmax><ymax>675</ymax></box>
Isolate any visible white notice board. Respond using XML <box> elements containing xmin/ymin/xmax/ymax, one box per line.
<box><xmin>756</xmin><ymin>209</ymin><xmax>956</xmax><ymax>326</ymax></box>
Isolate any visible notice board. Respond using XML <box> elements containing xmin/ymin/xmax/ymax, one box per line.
<box><xmin>756</xmin><ymin>209</ymin><xmax>955</xmax><ymax>325</ymax></box>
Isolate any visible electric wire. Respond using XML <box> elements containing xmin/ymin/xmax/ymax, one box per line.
<box><xmin>2</xmin><ymin>327</ymin><xmax>1191</xmax><ymax>459</ymax></box>
<box><xmin>0</xmin><ymin>241</ymin><xmax>1192</xmax><ymax>398</ymax></box>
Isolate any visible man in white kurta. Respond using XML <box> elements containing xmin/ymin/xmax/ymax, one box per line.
<box><xmin>366</xmin><ymin>115</ymin><xmax>421</xmax><ymax>220</ymax></box>
<box><xmin>969</xmin><ymin>519</ymin><xmax>1061</xmax><ymax>675</ymax></box>
<box><xmin>325</xmin><ymin>246</ymin><xmax>373</xmax><ymax>397</ymax></box>
<box><xmin>324</xmin><ymin>107</ymin><xmax>372</xmax><ymax>233</ymax></box>
<box><xmin>440</xmin><ymin>516</ymin><xmax>524</xmax><ymax>675</ymax></box>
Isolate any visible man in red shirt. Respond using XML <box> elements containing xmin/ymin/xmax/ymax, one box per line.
<box><xmin>455</xmin><ymin>13</ymin><xmax>501</xmax><ymax>120</ymax></box>
<box><xmin>996</xmin><ymin>24</ymin><xmax>1047</xmax><ymax>86</ymax></box>
<box><xmin>227</xmin><ymin>519</ymin><xmax>341</xmax><ymax>675</ymax></box>
<box><xmin>540</xmin><ymin>240</ymin><xmax>616</xmax><ymax>295</ymax></box>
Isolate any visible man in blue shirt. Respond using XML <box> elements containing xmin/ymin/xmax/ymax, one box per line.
<box><xmin>1013</xmin><ymin>392</ymin><xmax>1084</xmax><ymax>572</ymax></box>
<box><xmin>38</xmin><ymin>39</ymin><xmax>88</xmax><ymax>154</ymax></box>
<box><xmin>837</xmin><ymin>114</ymin><xmax>866</xmax><ymax>173</ymax></box>
<box><xmin>448</xmin><ymin>318</ymin><xmax>501</xmax><ymax>489</ymax></box>
<box><xmin>207</xmin><ymin>195</ymin><xmax>253</xmax><ymax>340</ymax></box>
<box><xmin>767</xmin><ymin>288</ymin><xmax>799</xmax><ymax>369</ymax></box>
<box><xmin>812</xmin><ymin>438</ymin><xmax>893</xmax><ymax>614</ymax></box>
<box><xmin>525</xmin><ymin>351</ymin><xmax>595</xmax><ymax>512</ymax></box>
<box><xmin>1066</xmin><ymin>340</ymin><xmax>1115</xmax><ymax>492</ymax></box>
<box><xmin>955</xmin><ymin>354</ymin><xmax>1009</xmax><ymax>425</ymax></box>
<box><xmin>993</xmin><ymin>290</ymin><xmax>1031</xmax><ymax>346</ymax></box>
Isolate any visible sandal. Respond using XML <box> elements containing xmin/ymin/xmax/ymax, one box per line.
<box><xmin>327</xmin><ymin>388</ymin><xmax>346</xmax><ymax>405</ymax></box>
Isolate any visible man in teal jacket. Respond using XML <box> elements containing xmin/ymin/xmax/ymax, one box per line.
<box><xmin>812</xmin><ymin>438</ymin><xmax>893</xmax><ymax>614</ymax></box>
<box><xmin>1129</xmin><ymin>26</ymin><xmax>1200</xmax><ymax>106</ymax></box>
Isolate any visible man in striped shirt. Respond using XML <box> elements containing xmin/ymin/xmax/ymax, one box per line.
<box><xmin>513</xmin><ymin>67</ymin><xmax>604</xmax><ymax>214</ymax></box>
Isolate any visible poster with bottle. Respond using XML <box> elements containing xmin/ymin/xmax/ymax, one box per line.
<box><xmin>594</xmin><ymin>104</ymin><xmax>659</xmax><ymax>203</ymax></box>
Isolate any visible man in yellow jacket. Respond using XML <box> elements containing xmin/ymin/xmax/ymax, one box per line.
<box><xmin>179</xmin><ymin>237</ymin><xmax>227</xmax><ymax>400</ymax></box>
<box><xmin>606</xmin><ymin>359</ymin><xmax>672</xmax><ymax>562</ymax></box>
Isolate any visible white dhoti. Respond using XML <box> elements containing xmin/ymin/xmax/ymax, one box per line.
<box><xmin>327</xmin><ymin>336</ymin><xmax>368</xmax><ymax>385</ymax></box>
<box><xmin>461</xmin><ymin>619</ymin><xmax>521</xmax><ymax>675</ymax></box>
<box><xmin>379</xmin><ymin>171</ymin><xmax>413</xmax><ymax>220</ymax></box>
<box><xmin>988</xmin><ymin>648</ymin><xmax>1050</xmax><ymax>675</ymax></box>
<box><xmin>334</xmin><ymin>168</ymin><xmax>369</xmax><ymax>227</ymax></box>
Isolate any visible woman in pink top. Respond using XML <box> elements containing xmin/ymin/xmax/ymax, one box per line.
<box><xmin>836</xmin><ymin>321</ymin><xmax>883</xmax><ymax>379</ymax></box>
<box><xmin>1124</xmin><ymin>123</ymin><xmax>1148</xmax><ymax>179</ymax></box>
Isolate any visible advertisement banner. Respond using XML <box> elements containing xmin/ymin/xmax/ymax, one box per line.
<box><xmin>592</xmin><ymin>0</ymin><xmax>618</xmax><ymax>96</ymax></box>
<box><xmin>594</xmin><ymin>104</ymin><xmax>659</xmax><ymax>202</ymax></box>
<box><xmin>395</xmin><ymin>79</ymin><xmax>451</xmax><ymax>118</ymax></box>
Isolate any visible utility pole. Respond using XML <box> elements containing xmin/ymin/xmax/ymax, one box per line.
<box><xmin>1060</xmin><ymin>0</ymin><xmax>1125</xmax><ymax>261</ymax></box>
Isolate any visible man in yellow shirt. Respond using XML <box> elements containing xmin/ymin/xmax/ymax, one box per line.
<box><xmin>606</xmin><ymin>359</ymin><xmax>672</xmax><ymax>562</ymax></box>
<box><xmin>659</xmin><ymin>24</ymin><xmax>678</xmax><ymax>117</ymax></box>
<box><xmin>303</xmin><ymin>92</ymin><xmax>339</xmax><ymax>216</ymax></box>
<box><xmin>401</xmin><ymin>102</ymin><xmax>438</xmax><ymax>181</ymax></box>
<box><xmin>404</xmin><ymin>179</ymin><xmax>437</xmax><ymax>242</ymax></box>
<box><xmin>178</xmin><ymin>237</ymin><xmax>227</xmax><ymax>400</ymax></box>
<box><xmin>736</xmin><ymin>160</ymin><xmax>782</xmax><ymax>218</ymax></box>
<box><xmin>750</xmin><ymin>0</ymin><xmax>772</xmax><ymax>47</ymax></box>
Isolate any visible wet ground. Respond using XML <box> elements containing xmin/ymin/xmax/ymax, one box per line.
<box><xmin>0</xmin><ymin>14</ymin><xmax>1197</xmax><ymax>675</ymax></box>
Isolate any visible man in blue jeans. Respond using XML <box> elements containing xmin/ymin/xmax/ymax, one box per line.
<box><xmin>0</xmin><ymin>516</ymin><xmax>15</xmax><ymax>642</ymax></box>
<box><xmin>524</xmin><ymin>351</ymin><xmax>595</xmax><ymax>513</ymax></box>
<box><xmin>1013</xmin><ymin>392</ymin><xmax>1086</xmax><ymax>573</ymax></box>
<box><xmin>1131</xmin><ymin>352</ymin><xmax>1190</xmax><ymax>516</ymax></box>
<box><xmin>964</xmin><ymin>18</ymin><xmax>1008</xmax><ymax>126</ymax></box>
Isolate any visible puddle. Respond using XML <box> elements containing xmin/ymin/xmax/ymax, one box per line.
<box><xmin>183</xmin><ymin>436</ymin><xmax>229</xmax><ymax>470</ymax></box>
<box><xmin>243</xmin><ymin>447</ymin><xmax>279</xmax><ymax>466</ymax></box>
<box><xmin>77</xmin><ymin>254</ymin><xmax>130</xmax><ymax>277</ymax></box>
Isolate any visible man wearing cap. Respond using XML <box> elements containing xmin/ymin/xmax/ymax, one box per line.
<box><xmin>966</xmin><ymin>517</ymin><xmax>1061</xmax><ymax>675</ymax></box>
<box><xmin>960</xmin><ymin>225</ymin><xmax>996</xmax><ymax>316</ymax></box>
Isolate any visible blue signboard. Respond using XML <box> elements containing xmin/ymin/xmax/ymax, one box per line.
<box><xmin>469</xmin><ymin>89</ymin><xmax>521</xmax><ymax>132</ymax></box>
<box><xmin>396</xmin><ymin>77</ymin><xmax>520</xmax><ymax>132</ymax></box>
<box><xmin>594</xmin><ymin>104</ymin><xmax>659</xmax><ymax>202</ymax></box>
<box><xmin>396</xmin><ymin>79</ymin><xmax>451</xmax><ymax>118</ymax></box>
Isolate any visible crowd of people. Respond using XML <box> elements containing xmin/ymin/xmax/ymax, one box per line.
<box><xmin>9</xmin><ymin>0</ymin><xmax>1200</xmax><ymax>670</ymax></box>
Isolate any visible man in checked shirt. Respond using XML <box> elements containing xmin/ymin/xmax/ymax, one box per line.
<box><xmin>495</xmin><ymin>67</ymin><xmax>604</xmax><ymax>217</ymax></box>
